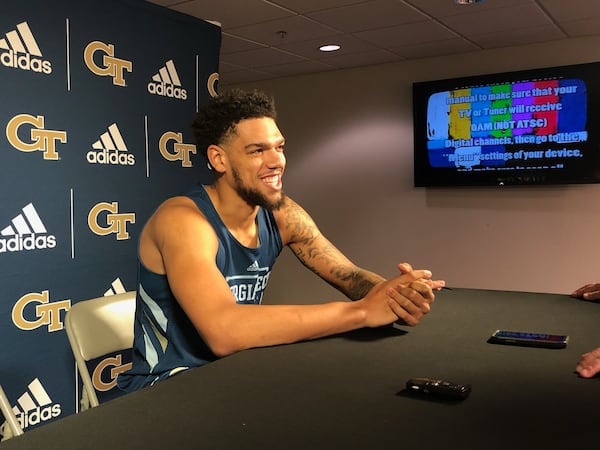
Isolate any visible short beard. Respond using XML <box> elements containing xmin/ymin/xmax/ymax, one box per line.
<box><xmin>232</xmin><ymin>167</ymin><xmax>285</xmax><ymax>211</ymax></box>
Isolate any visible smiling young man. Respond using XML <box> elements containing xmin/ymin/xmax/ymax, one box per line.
<box><xmin>118</xmin><ymin>89</ymin><xmax>445</xmax><ymax>392</ymax></box>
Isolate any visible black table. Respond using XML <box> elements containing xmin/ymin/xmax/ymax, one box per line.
<box><xmin>2</xmin><ymin>288</ymin><xmax>600</xmax><ymax>450</ymax></box>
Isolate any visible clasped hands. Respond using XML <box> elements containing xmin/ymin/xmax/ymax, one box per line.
<box><xmin>371</xmin><ymin>262</ymin><xmax>445</xmax><ymax>327</ymax></box>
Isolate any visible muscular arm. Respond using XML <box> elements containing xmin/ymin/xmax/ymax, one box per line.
<box><xmin>143</xmin><ymin>197</ymin><xmax>435</xmax><ymax>358</ymax></box>
<box><xmin>276</xmin><ymin>197</ymin><xmax>395</xmax><ymax>299</ymax></box>
<box><xmin>275</xmin><ymin>198</ymin><xmax>379</xmax><ymax>298</ymax></box>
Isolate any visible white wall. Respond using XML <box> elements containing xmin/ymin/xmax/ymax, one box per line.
<box><xmin>232</xmin><ymin>36</ymin><xmax>600</xmax><ymax>303</ymax></box>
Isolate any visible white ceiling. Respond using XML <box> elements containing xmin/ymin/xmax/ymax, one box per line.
<box><xmin>146</xmin><ymin>0</ymin><xmax>600</xmax><ymax>87</ymax></box>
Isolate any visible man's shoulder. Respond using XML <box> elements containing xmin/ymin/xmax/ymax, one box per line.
<box><xmin>144</xmin><ymin>196</ymin><xmax>216</xmax><ymax>254</ymax></box>
<box><xmin>158</xmin><ymin>196</ymin><xmax>198</xmax><ymax>212</ymax></box>
<box><xmin>272</xmin><ymin>195</ymin><xmax>307</xmax><ymax>219</ymax></box>
<box><xmin>272</xmin><ymin>195</ymin><xmax>318</xmax><ymax>243</ymax></box>
<box><xmin>151</xmin><ymin>196</ymin><xmax>207</xmax><ymax>227</ymax></box>
<box><xmin>141</xmin><ymin>195</ymin><xmax>218</xmax><ymax>271</ymax></box>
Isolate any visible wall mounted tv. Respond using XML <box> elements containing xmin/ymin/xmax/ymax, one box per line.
<box><xmin>413</xmin><ymin>62</ymin><xmax>600</xmax><ymax>187</ymax></box>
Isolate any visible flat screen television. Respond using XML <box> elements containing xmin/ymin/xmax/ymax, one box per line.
<box><xmin>413</xmin><ymin>61</ymin><xmax>600</xmax><ymax>187</ymax></box>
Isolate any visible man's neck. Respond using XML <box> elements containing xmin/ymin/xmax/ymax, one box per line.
<box><xmin>204</xmin><ymin>183</ymin><xmax>260</xmax><ymax>247</ymax></box>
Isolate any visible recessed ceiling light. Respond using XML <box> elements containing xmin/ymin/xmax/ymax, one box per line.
<box><xmin>319</xmin><ymin>44</ymin><xmax>341</xmax><ymax>52</ymax></box>
<box><xmin>455</xmin><ymin>0</ymin><xmax>485</xmax><ymax>4</ymax></box>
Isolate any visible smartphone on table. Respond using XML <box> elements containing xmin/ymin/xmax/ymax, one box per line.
<box><xmin>488</xmin><ymin>330</ymin><xmax>568</xmax><ymax>349</ymax></box>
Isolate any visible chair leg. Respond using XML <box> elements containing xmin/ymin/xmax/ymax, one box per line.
<box><xmin>0</xmin><ymin>385</ymin><xmax>24</xmax><ymax>440</ymax></box>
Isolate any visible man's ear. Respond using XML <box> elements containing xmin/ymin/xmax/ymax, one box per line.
<box><xmin>207</xmin><ymin>144</ymin><xmax>227</xmax><ymax>173</ymax></box>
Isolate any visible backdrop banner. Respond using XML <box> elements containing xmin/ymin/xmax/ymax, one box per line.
<box><xmin>0</xmin><ymin>0</ymin><xmax>219</xmax><ymax>436</ymax></box>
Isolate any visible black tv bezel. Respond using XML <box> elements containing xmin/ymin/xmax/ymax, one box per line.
<box><xmin>412</xmin><ymin>61</ymin><xmax>600</xmax><ymax>188</ymax></box>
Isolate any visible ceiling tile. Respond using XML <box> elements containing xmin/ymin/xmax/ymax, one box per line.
<box><xmin>222</xmin><ymin>47</ymin><xmax>307</xmax><ymax>68</ymax></box>
<box><xmin>168</xmin><ymin>0</ymin><xmax>294</xmax><ymax>29</ymax></box>
<box><xmin>440</xmin><ymin>3</ymin><xmax>556</xmax><ymax>37</ymax></box>
<box><xmin>538</xmin><ymin>0</ymin><xmax>600</xmax><ymax>22</ymax></box>
<box><xmin>306</xmin><ymin>0</ymin><xmax>429</xmax><ymax>33</ymax></box>
<box><xmin>560</xmin><ymin>17</ymin><xmax>600</xmax><ymax>37</ymax></box>
<box><xmin>220</xmin><ymin>33</ymin><xmax>267</xmax><ymax>54</ymax></box>
<box><xmin>218</xmin><ymin>61</ymin><xmax>246</xmax><ymax>74</ymax></box>
<box><xmin>392</xmin><ymin>38</ymin><xmax>479</xmax><ymax>59</ymax></box>
<box><xmin>403</xmin><ymin>0</ymin><xmax>532</xmax><ymax>18</ymax></box>
<box><xmin>470</xmin><ymin>25</ymin><xmax>565</xmax><ymax>49</ymax></box>
<box><xmin>227</xmin><ymin>15</ymin><xmax>341</xmax><ymax>46</ymax></box>
<box><xmin>355</xmin><ymin>20</ymin><xmax>460</xmax><ymax>47</ymax></box>
<box><xmin>267</xmin><ymin>0</ymin><xmax>372</xmax><ymax>14</ymax></box>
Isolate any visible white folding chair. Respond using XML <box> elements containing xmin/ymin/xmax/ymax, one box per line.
<box><xmin>0</xmin><ymin>383</ymin><xmax>24</xmax><ymax>440</ymax></box>
<box><xmin>65</xmin><ymin>291</ymin><xmax>136</xmax><ymax>410</ymax></box>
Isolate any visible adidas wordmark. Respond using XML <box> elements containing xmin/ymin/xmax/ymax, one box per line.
<box><xmin>147</xmin><ymin>59</ymin><xmax>187</xmax><ymax>100</ymax></box>
<box><xmin>0</xmin><ymin>203</ymin><xmax>56</xmax><ymax>253</ymax></box>
<box><xmin>0</xmin><ymin>22</ymin><xmax>52</xmax><ymax>74</ymax></box>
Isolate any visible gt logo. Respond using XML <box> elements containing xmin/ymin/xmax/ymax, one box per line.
<box><xmin>207</xmin><ymin>72</ymin><xmax>219</xmax><ymax>97</ymax></box>
<box><xmin>6</xmin><ymin>114</ymin><xmax>67</xmax><ymax>160</ymax></box>
<box><xmin>84</xmin><ymin>41</ymin><xmax>132</xmax><ymax>87</ymax></box>
<box><xmin>12</xmin><ymin>291</ymin><xmax>71</xmax><ymax>332</ymax></box>
<box><xmin>92</xmin><ymin>354</ymin><xmax>133</xmax><ymax>392</ymax></box>
<box><xmin>88</xmin><ymin>202</ymin><xmax>135</xmax><ymax>240</ymax></box>
<box><xmin>159</xmin><ymin>131</ymin><xmax>196</xmax><ymax>167</ymax></box>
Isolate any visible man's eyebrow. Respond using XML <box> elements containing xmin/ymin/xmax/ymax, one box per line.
<box><xmin>244</xmin><ymin>138</ymin><xmax>285</xmax><ymax>150</ymax></box>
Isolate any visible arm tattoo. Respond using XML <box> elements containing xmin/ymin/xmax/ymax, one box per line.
<box><xmin>345</xmin><ymin>272</ymin><xmax>381</xmax><ymax>301</ymax></box>
<box><xmin>283</xmin><ymin>199</ymin><xmax>383</xmax><ymax>300</ymax></box>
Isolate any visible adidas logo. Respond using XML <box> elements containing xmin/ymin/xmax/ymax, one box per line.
<box><xmin>86</xmin><ymin>123</ymin><xmax>135</xmax><ymax>165</ymax></box>
<box><xmin>0</xmin><ymin>22</ymin><xmax>51</xmax><ymax>74</ymax></box>
<box><xmin>247</xmin><ymin>261</ymin><xmax>260</xmax><ymax>271</ymax></box>
<box><xmin>104</xmin><ymin>277</ymin><xmax>126</xmax><ymax>296</ymax></box>
<box><xmin>0</xmin><ymin>203</ymin><xmax>56</xmax><ymax>253</ymax></box>
<box><xmin>2</xmin><ymin>379</ymin><xmax>61</xmax><ymax>432</ymax></box>
<box><xmin>147</xmin><ymin>59</ymin><xmax>187</xmax><ymax>100</ymax></box>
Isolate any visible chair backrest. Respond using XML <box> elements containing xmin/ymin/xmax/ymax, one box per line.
<box><xmin>0</xmin><ymin>384</ymin><xmax>24</xmax><ymax>440</ymax></box>
<box><xmin>65</xmin><ymin>291</ymin><xmax>136</xmax><ymax>409</ymax></box>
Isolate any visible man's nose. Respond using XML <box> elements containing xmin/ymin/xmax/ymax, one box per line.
<box><xmin>265</xmin><ymin>148</ymin><xmax>285</xmax><ymax>167</ymax></box>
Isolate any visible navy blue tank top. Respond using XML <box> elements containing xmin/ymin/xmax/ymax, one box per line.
<box><xmin>118</xmin><ymin>184</ymin><xmax>283</xmax><ymax>392</ymax></box>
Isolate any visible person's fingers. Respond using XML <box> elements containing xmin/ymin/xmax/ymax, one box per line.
<box><xmin>385</xmin><ymin>285</ymin><xmax>432</xmax><ymax>324</ymax></box>
<box><xmin>397</xmin><ymin>262</ymin><xmax>413</xmax><ymax>275</ymax></box>
<box><xmin>582</xmin><ymin>291</ymin><xmax>600</xmax><ymax>301</ymax></box>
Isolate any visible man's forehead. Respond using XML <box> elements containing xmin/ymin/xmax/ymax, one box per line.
<box><xmin>230</xmin><ymin>117</ymin><xmax>283</xmax><ymax>142</ymax></box>
<box><xmin>236</xmin><ymin>116</ymin><xmax>276</xmax><ymax>129</ymax></box>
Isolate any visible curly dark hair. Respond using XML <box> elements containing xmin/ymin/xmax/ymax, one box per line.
<box><xmin>191</xmin><ymin>89</ymin><xmax>277</xmax><ymax>160</ymax></box>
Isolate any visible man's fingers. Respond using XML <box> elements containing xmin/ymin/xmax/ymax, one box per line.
<box><xmin>394</xmin><ymin>269</ymin><xmax>433</xmax><ymax>284</ymax></box>
<box><xmin>397</xmin><ymin>262</ymin><xmax>413</xmax><ymax>274</ymax></box>
<box><xmin>386</xmin><ymin>297</ymin><xmax>420</xmax><ymax>326</ymax></box>
<box><xmin>429</xmin><ymin>279</ymin><xmax>446</xmax><ymax>290</ymax></box>
<box><xmin>385</xmin><ymin>284</ymin><xmax>433</xmax><ymax>324</ymax></box>
<box><xmin>409</xmin><ymin>280</ymin><xmax>435</xmax><ymax>303</ymax></box>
